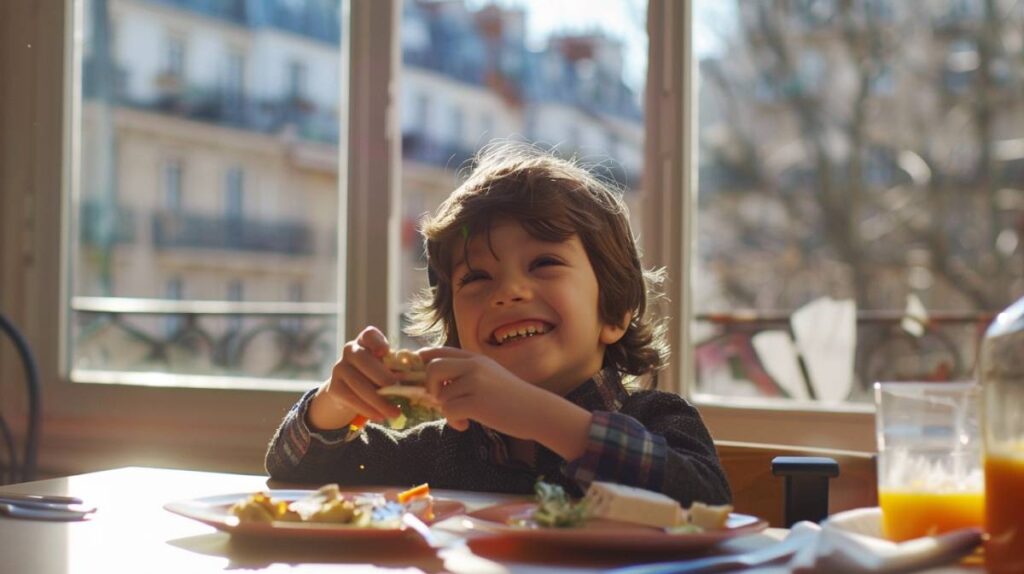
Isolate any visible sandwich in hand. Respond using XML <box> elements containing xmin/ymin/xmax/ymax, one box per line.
<box><xmin>345</xmin><ymin>349</ymin><xmax>441</xmax><ymax>439</ymax></box>
<box><xmin>377</xmin><ymin>349</ymin><xmax>442</xmax><ymax>426</ymax></box>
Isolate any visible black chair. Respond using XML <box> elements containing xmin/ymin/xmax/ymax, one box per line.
<box><xmin>0</xmin><ymin>313</ymin><xmax>41</xmax><ymax>484</ymax></box>
<box><xmin>772</xmin><ymin>456</ymin><xmax>841</xmax><ymax>527</ymax></box>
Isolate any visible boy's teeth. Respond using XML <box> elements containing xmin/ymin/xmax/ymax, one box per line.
<box><xmin>496</xmin><ymin>324</ymin><xmax>549</xmax><ymax>344</ymax></box>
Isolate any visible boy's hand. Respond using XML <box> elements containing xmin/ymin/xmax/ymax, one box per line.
<box><xmin>418</xmin><ymin>347</ymin><xmax>567</xmax><ymax>440</ymax></box>
<box><xmin>311</xmin><ymin>327</ymin><xmax>402</xmax><ymax>428</ymax></box>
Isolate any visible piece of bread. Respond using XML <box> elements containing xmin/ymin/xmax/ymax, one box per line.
<box><xmin>377</xmin><ymin>384</ymin><xmax>440</xmax><ymax>409</ymax></box>
<box><xmin>382</xmin><ymin>349</ymin><xmax>426</xmax><ymax>382</ymax></box>
<box><xmin>687</xmin><ymin>501</ymin><xmax>733</xmax><ymax>530</ymax></box>
<box><xmin>583</xmin><ymin>481</ymin><xmax>686</xmax><ymax>528</ymax></box>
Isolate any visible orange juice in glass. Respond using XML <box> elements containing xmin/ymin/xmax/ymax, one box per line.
<box><xmin>874</xmin><ymin>382</ymin><xmax>984</xmax><ymax>541</ymax></box>
<box><xmin>877</xmin><ymin>489</ymin><xmax>984</xmax><ymax>542</ymax></box>
<box><xmin>984</xmin><ymin>448</ymin><xmax>1024</xmax><ymax>572</ymax></box>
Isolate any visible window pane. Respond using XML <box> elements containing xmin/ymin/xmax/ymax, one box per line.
<box><xmin>397</xmin><ymin>0</ymin><xmax>648</xmax><ymax>348</ymax></box>
<box><xmin>693</xmin><ymin>0</ymin><xmax>1024</xmax><ymax>403</ymax></box>
<box><xmin>73</xmin><ymin>0</ymin><xmax>344</xmax><ymax>386</ymax></box>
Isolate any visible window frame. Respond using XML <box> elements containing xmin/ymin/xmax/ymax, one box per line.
<box><xmin>0</xmin><ymin>0</ymin><xmax>873</xmax><ymax>480</ymax></box>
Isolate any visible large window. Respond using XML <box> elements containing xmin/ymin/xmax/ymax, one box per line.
<box><xmin>23</xmin><ymin>0</ymin><xmax>1016</xmax><ymax>471</ymax></box>
<box><xmin>692</xmin><ymin>0</ymin><xmax>1024</xmax><ymax>407</ymax></box>
<box><xmin>73</xmin><ymin>0</ymin><xmax>343</xmax><ymax>387</ymax></box>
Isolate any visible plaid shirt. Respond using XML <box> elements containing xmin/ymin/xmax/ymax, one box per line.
<box><xmin>265</xmin><ymin>369</ymin><xmax>730</xmax><ymax>505</ymax></box>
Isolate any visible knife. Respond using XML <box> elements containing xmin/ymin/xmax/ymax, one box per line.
<box><xmin>604</xmin><ymin>534</ymin><xmax>804</xmax><ymax>574</ymax></box>
<box><xmin>0</xmin><ymin>502</ymin><xmax>94</xmax><ymax>522</ymax></box>
<box><xmin>0</xmin><ymin>496</ymin><xmax>95</xmax><ymax>513</ymax></box>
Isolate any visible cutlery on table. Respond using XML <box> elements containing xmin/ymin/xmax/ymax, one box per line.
<box><xmin>0</xmin><ymin>494</ymin><xmax>96</xmax><ymax>521</ymax></box>
<box><xmin>0</xmin><ymin>495</ymin><xmax>95</xmax><ymax>513</ymax></box>
<box><xmin>0</xmin><ymin>502</ymin><xmax>94</xmax><ymax>521</ymax></box>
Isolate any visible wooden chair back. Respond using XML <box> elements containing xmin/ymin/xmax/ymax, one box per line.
<box><xmin>715</xmin><ymin>440</ymin><xmax>878</xmax><ymax>527</ymax></box>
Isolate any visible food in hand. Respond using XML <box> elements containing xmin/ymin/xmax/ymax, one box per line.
<box><xmin>376</xmin><ymin>349</ymin><xmax>442</xmax><ymax>429</ymax></box>
<box><xmin>383</xmin><ymin>349</ymin><xmax>427</xmax><ymax>382</ymax></box>
<box><xmin>345</xmin><ymin>349</ymin><xmax>440</xmax><ymax>438</ymax></box>
<box><xmin>583</xmin><ymin>481</ymin><xmax>687</xmax><ymax>528</ymax></box>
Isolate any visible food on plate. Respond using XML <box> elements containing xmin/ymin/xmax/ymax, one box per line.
<box><xmin>583</xmin><ymin>481</ymin><xmax>686</xmax><ymax>528</ymax></box>
<box><xmin>229</xmin><ymin>491</ymin><xmax>301</xmax><ymax>523</ymax></box>
<box><xmin>228</xmin><ymin>483</ymin><xmax>435</xmax><ymax>527</ymax></box>
<box><xmin>687</xmin><ymin>501</ymin><xmax>732</xmax><ymax>530</ymax></box>
<box><xmin>525</xmin><ymin>480</ymin><xmax>734</xmax><ymax>533</ymax></box>
<box><xmin>397</xmin><ymin>483</ymin><xmax>435</xmax><ymax>522</ymax></box>
<box><xmin>531</xmin><ymin>480</ymin><xmax>589</xmax><ymax>528</ymax></box>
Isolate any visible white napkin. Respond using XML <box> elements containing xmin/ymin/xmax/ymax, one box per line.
<box><xmin>790</xmin><ymin>297</ymin><xmax>856</xmax><ymax>403</ymax></box>
<box><xmin>766</xmin><ymin>507</ymin><xmax>983</xmax><ymax>573</ymax></box>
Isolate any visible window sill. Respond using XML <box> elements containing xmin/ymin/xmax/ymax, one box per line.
<box><xmin>70</xmin><ymin>368</ymin><xmax>319</xmax><ymax>392</ymax></box>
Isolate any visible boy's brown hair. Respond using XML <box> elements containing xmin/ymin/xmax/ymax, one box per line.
<box><xmin>406</xmin><ymin>142</ymin><xmax>667</xmax><ymax>379</ymax></box>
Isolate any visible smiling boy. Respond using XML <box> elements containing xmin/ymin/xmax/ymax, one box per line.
<box><xmin>266</xmin><ymin>143</ymin><xmax>731</xmax><ymax>506</ymax></box>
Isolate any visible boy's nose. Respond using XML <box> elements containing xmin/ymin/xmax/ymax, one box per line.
<box><xmin>491</xmin><ymin>281</ymin><xmax>530</xmax><ymax>306</ymax></box>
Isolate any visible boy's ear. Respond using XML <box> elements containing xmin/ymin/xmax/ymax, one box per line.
<box><xmin>599</xmin><ymin>312</ymin><xmax>632</xmax><ymax>345</ymax></box>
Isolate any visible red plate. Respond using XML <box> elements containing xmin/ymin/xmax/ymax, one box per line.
<box><xmin>462</xmin><ymin>502</ymin><xmax>768</xmax><ymax>552</ymax></box>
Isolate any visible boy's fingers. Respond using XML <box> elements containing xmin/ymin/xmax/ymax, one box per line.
<box><xmin>417</xmin><ymin>346</ymin><xmax>473</xmax><ymax>362</ymax></box>
<box><xmin>330</xmin><ymin>380</ymin><xmax>385</xmax><ymax>421</ymax></box>
<box><xmin>423</xmin><ymin>357</ymin><xmax>472</xmax><ymax>397</ymax></box>
<box><xmin>357</xmin><ymin>326</ymin><xmax>390</xmax><ymax>357</ymax></box>
<box><xmin>335</xmin><ymin>362</ymin><xmax>401</xmax><ymax>419</ymax></box>
<box><xmin>446</xmin><ymin>417</ymin><xmax>470</xmax><ymax>432</ymax></box>
<box><xmin>348</xmin><ymin>346</ymin><xmax>399</xmax><ymax>389</ymax></box>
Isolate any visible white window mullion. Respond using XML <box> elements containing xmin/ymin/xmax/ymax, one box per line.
<box><xmin>340</xmin><ymin>0</ymin><xmax>401</xmax><ymax>343</ymax></box>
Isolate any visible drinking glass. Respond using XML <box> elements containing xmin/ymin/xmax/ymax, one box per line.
<box><xmin>874</xmin><ymin>381</ymin><xmax>984</xmax><ymax>541</ymax></box>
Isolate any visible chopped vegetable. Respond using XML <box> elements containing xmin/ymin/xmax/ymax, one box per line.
<box><xmin>531</xmin><ymin>480</ymin><xmax>589</xmax><ymax>528</ymax></box>
<box><xmin>397</xmin><ymin>483</ymin><xmax>430</xmax><ymax>504</ymax></box>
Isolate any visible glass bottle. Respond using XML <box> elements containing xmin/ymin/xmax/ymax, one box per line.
<box><xmin>979</xmin><ymin>296</ymin><xmax>1024</xmax><ymax>573</ymax></box>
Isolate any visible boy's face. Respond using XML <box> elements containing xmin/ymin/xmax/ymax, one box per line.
<box><xmin>450</xmin><ymin>219</ymin><xmax>625</xmax><ymax>395</ymax></box>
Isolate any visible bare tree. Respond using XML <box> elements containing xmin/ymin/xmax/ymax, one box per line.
<box><xmin>698</xmin><ymin>0</ymin><xmax>1024</xmax><ymax>313</ymax></box>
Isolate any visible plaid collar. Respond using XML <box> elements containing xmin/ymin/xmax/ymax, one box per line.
<box><xmin>472</xmin><ymin>368</ymin><xmax>628</xmax><ymax>467</ymax></box>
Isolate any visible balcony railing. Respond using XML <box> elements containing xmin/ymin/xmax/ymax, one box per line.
<box><xmin>694</xmin><ymin>310</ymin><xmax>994</xmax><ymax>403</ymax></box>
<box><xmin>152</xmin><ymin>211</ymin><xmax>314</xmax><ymax>255</ymax></box>
<box><xmin>71</xmin><ymin>297</ymin><xmax>337</xmax><ymax>385</ymax></box>
<box><xmin>401</xmin><ymin>132</ymin><xmax>476</xmax><ymax>170</ymax></box>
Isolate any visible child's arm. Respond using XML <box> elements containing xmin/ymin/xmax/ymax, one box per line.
<box><xmin>564</xmin><ymin>392</ymin><xmax>732</xmax><ymax>506</ymax></box>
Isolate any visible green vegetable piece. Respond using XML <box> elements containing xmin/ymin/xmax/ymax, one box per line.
<box><xmin>531</xmin><ymin>479</ymin><xmax>589</xmax><ymax>528</ymax></box>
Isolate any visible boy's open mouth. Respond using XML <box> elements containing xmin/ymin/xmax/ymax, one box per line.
<box><xmin>489</xmin><ymin>320</ymin><xmax>553</xmax><ymax>346</ymax></box>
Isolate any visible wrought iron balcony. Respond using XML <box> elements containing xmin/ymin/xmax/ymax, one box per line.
<box><xmin>694</xmin><ymin>310</ymin><xmax>993</xmax><ymax>403</ymax></box>
<box><xmin>71</xmin><ymin>296</ymin><xmax>337</xmax><ymax>384</ymax></box>
<box><xmin>152</xmin><ymin>211</ymin><xmax>314</xmax><ymax>255</ymax></box>
<box><xmin>401</xmin><ymin>131</ymin><xmax>476</xmax><ymax>170</ymax></box>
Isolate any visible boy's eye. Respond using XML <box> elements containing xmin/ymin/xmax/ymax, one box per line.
<box><xmin>530</xmin><ymin>256</ymin><xmax>563</xmax><ymax>270</ymax></box>
<box><xmin>457</xmin><ymin>270</ymin><xmax>489</xmax><ymax>287</ymax></box>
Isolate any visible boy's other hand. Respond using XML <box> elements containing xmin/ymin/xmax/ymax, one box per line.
<box><xmin>323</xmin><ymin>326</ymin><xmax>402</xmax><ymax>421</ymax></box>
<box><xmin>419</xmin><ymin>346</ymin><xmax>555</xmax><ymax>440</ymax></box>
